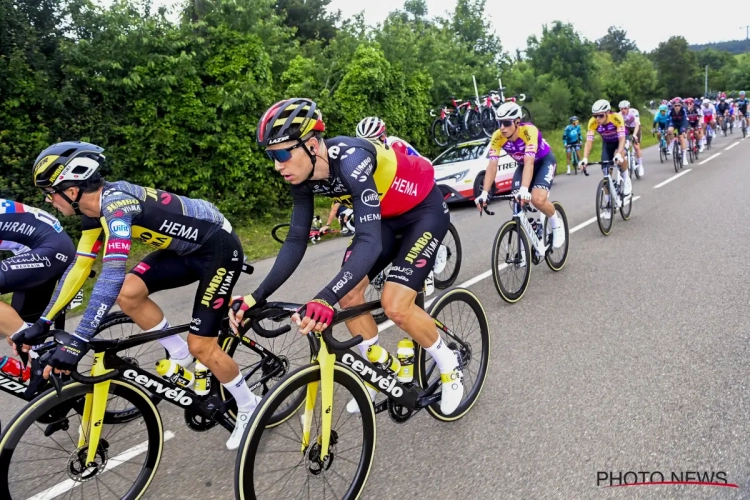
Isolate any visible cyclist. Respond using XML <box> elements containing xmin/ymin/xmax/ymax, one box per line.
<box><xmin>355</xmin><ymin>116</ymin><xmax>426</xmax><ymax>160</ymax></box>
<box><xmin>580</xmin><ymin>99</ymin><xmax>631</xmax><ymax>197</ymax></box>
<box><xmin>737</xmin><ymin>91</ymin><xmax>749</xmax><ymax>129</ymax></box>
<box><xmin>667</xmin><ymin>97</ymin><xmax>689</xmax><ymax>166</ymax></box>
<box><xmin>16</xmin><ymin>141</ymin><xmax>258</xmax><ymax>450</ymax></box>
<box><xmin>321</xmin><ymin>201</ymin><xmax>354</xmax><ymax>235</ymax></box>
<box><xmin>653</xmin><ymin>104</ymin><xmax>670</xmax><ymax>154</ymax></box>
<box><xmin>684</xmin><ymin>97</ymin><xmax>705</xmax><ymax>152</ymax></box>
<box><xmin>618</xmin><ymin>100</ymin><xmax>645</xmax><ymax>177</ymax></box>
<box><xmin>702</xmin><ymin>98</ymin><xmax>717</xmax><ymax>138</ymax></box>
<box><xmin>475</xmin><ymin>102</ymin><xmax>564</xmax><ymax>248</ymax></box>
<box><xmin>717</xmin><ymin>96</ymin><xmax>730</xmax><ymax>130</ymax></box>
<box><xmin>2</xmin><ymin>201</ymin><xmax>75</xmax><ymax>343</ymax></box>
<box><xmin>562</xmin><ymin>116</ymin><xmax>582</xmax><ymax>175</ymax></box>
<box><xmin>230</xmin><ymin>98</ymin><xmax>464</xmax><ymax>416</ymax></box>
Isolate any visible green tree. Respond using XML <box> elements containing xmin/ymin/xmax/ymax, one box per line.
<box><xmin>650</xmin><ymin>36</ymin><xmax>702</xmax><ymax>97</ymax></box>
<box><xmin>619</xmin><ymin>51</ymin><xmax>657</xmax><ymax>104</ymax></box>
<box><xmin>450</xmin><ymin>0</ymin><xmax>501</xmax><ymax>56</ymax></box>
<box><xmin>596</xmin><ymin>26</ymin><xmax>637</xmax><ymax>64</ymax></box>
<box><xmin>274</xmin><ymin>0</ymin><xmax>341</xmax><ymax>44</ymax></box>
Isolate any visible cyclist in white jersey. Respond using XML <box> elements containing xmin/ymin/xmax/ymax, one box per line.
<box><xmin>701</xmin><ymin>99</ymin><xmax>716</xmax><ymax>137</ymax></box>
<box><xmin>355</xmin><ymin>116</ymin><xmax>429</xmax><ymax>161</ymax></box>
<box><xmin>618</xmin><ymin>101</ymin><xmax>644</xmax><ymax>177</ymax></box>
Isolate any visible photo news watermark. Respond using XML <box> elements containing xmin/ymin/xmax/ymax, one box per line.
<box><xmin>597</xmin><ymin>471</ymin><xmax>738</xmax><ymax>488</ymax></box>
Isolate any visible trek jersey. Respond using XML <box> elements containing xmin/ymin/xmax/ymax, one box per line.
<box><xmin>587</xmin><ymin>113</ymin><xmax>626</xmax><ymax>143</ymax></box>
<box><xmin>253</xmin><ymin>136</ymin><xmax>435</xmax><ymax>306</ymax></box>
<box><xmin>42</xmin><ymin>181</ymin><xmax>229</xmax><ymax>339</ymax></box>
<box><xmin>488</xmin><ymin>123</ymin><xmax>551</xmax><ymax>162</ymax></box>
<box><xmin>0</xmin><ymin>200</ymin><xmax>65</xmax><ymax>255</ymax></box>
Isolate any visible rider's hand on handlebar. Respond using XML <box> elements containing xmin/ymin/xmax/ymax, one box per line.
<box><xmin>293</xmin><ymin>299</ymin><xmax>334</xmax><ymax>335</ymax></box>
<box><xmin>474</xmin><ymin>190</ymin><xmax>489</xmax><ymax>212</ymax></box>
<box><xmin>11</xmin><ymin>318</ymin><xmax>51</xmax><ymax>356</ymax></box>
<box><xmin>579</xmin><ymin>158</ymin><xmax>589</xmax><ymax>176</ymax></box>
<box><xmin>228</xmin><ymin>294</ymin><xmax>257</xmax><ymax>334</ymax></box>
<box><xmin>515</xmin><ymin>186</ymin><xmax>531</xmax><ymax>206</ymax></box>
<box><xmin>614</xmin><ymin>152</ymin><xmax>624</xmax><ymax>165</ymax></box>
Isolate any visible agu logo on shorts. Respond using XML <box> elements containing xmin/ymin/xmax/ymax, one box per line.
<box><xmin>109</xmin><ymin>219</ymin><xmax>130</xmax><ymax>238</ymax></box>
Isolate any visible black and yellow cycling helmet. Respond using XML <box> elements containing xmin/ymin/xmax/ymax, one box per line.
<box><xmin>257</xmin><ymin>98</ymin><xmax>325</xmax><ymax>147</ymax></box>
<box><xmin>33</xmin><ymin>141</ymin><xmax>104</xmax><ymax>189</ymax></box>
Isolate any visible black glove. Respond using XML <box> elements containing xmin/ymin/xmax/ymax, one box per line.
<box><xmin>11</xmin><ymin>318</ymin><xmax>52</xmax><ymax>347</ymax></box>
<box><xmin>48</xmin><ymin>332</ymin><xmax>90</xmax><ymax>372</ymax></box>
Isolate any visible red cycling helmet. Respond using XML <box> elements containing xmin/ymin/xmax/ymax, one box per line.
<box><xmin>672</xmin><ymin>97</ymin><xmax>682</xmax><ymax>105</ymax></box>
<box><xmin>685</xmin><ymin>97</ymin><xmax>694</xmax><ymax>104</ymax></box>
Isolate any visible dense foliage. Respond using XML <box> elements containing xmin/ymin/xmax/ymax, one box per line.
<box><xmin>1</xmin><ymin>0</ymin><xmax>746</xmax><ymax>222</ymax></box>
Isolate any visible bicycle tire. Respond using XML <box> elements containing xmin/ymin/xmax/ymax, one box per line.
<box><xmin>596</xmin><ymin>179</ymin><xmax>614</xmax><ymax>236</ymax></box>
<box><xmin>0</xmin><ymin>380</ymin><xmax>163</xmax><ymax>500</ymax></box>
<box><xmin>543</xmin><ymin>201</ymin><xmax>569</xmax><ymax>272</ymax></box>
<box><xmin>520</xmin><ymin>105</ymin><xmax>532</xmax><ymax>124</ymax></box>
<box><xmin>235</xmin><ymin>363</ymin><xmax>376</xmax><ymax>500</ymax></box>
<box><xmin>445</xmin><ymin>114</ymin><xmax>461</xmax><ymax>142</ymax></box>
<box><xmin>673</xmin><ymin>142</ymin><xmax>681</xmax><ymax>172</ymax></box>
<box><xmin>416</xmin><ymin>288</ymin><xmax>490</xmax><ymax>422</ymax></box>
<box><xmin>220</xmin><ymin>332</ymin><xmax>311</xmax><ymax>428</ymax></box>
<box><xmin>480</xmin><ymin>108</ymin><xmax>497</xmax><ymax>137</ymax></box>
<box><xmin>659</xmin><ymin>141</ymin><xmax>666</xmax><ymax>163</ymax></box>
<box><xmin>571</xmin><ymin>149</ymin><xmax>579</xmax><ymax>175</ymax></box>
<box><xmin>491</xmin><ymin>219</ymin><xmax>531</xmax><ymax>303</ymax></box>
<box><xmin>434</xmin><ymin>222</ymin><xmax>462</xmax><ymax>289</ymax></box>
<box><xmin>687</xmin><ymin>136</ymin><xmax>694</xmax><ymax>163</ymax></box>
<box><xmin>620</xmin><ymin>189</ymin><xmax>632</xmax><ymax>221</ymax></box>
<box><xmin>431</xmin><ymin>118</ymin><xmax>449</xmax><ymax>147</ymax></box>
<box><xmin>271</xmin><ymin>223</ymin><xmax>290</xmax><ymax>244</ymax></box>
<box><xmin>465</xmin><ymin>108</ymin><xmax>482</xmax><ymax>139</ymax></box>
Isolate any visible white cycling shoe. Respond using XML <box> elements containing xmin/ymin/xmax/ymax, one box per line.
<box><xmin>637</xmin><ymin>164</ymin><xmax>644</xmax><ymax>177</ymax></box>
<box><xmin>439</xmin><ymin>352</ymin><xmax>464</xmax><ymax>415</ymax></box>
<box><xmin>346</xmin><ymin>386</ymin><xmax>378</xmax><ymax>414</ymax></box>
<box><xmin>551</xmin><ymin>224</ymin><xmax>565</xmax><ymax>249</ymax></box>
<box><xmin>621</xmin><ymin>175</ymin><xmax>632</xmax><ymax>196</ymax></box>
<box><xmin>226</xmin><ymin>393</ymin><xmax>261</xmax><ymax>451</ymax></box>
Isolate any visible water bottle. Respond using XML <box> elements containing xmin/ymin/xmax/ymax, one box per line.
<box><xmin>0</xmin><ymin>356</ymin><xmax>31</xmax><ymax>382</ymax></box>
<box><xmin>396</xmin><ymin>339</ymin><xmax>415</xmax><ymax>383</ymax></box>
<box><xmin>194</xmin><ymin>362</ymin><xmax>210</xmax><ymax>396</ymax></box>
<box><xmin>155</xmin><ymin>359</ymin><xmax>194</xmax><ymax>389</ymax></box>
<box><xmin>366</xmin><ymin>345</ymin><xmax>401</xmax><ymax>377</ymax></box>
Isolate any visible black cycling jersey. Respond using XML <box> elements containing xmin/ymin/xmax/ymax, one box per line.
<box><xmin>253</xmin><ymin>136</ymin><xmax>435</xmax><ymax>306</ymax></box>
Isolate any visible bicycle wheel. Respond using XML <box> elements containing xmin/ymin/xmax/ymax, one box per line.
<box><xmin>521</xmin><ymin>105</ymin><xmax>532</xmax><ymax>123</ymax></box>
<box><xmin>687</xmin><ymin>137</ymin><xmax>694</xmax><ymax>163</ymax></box>
<box><xmin>480</xmin><ymin>108</ymin><xmax>497</xmax><ymax>137</ymax></box>
<box><xmin>235</xmin><ymin>364</ymin><xmax>376</xmax><ymax>500</ymax></box>
<box><xmin>596</xmin><ymin>179</ymin><xmax>614</xmax><ymax>236</ymax></box>
<box><xmin>672</xmin><ymin>143</ymin><xmax>681</xmax><ymax>172</ymax></box>
<box><xmin>0</xmin><ymin>380</ymin><xmax>163</xmax><ymax>499</ymax></box>
<box><xmin>364</xmin><ymin>265</ymin><xmax>389</xmax><ymax>324</ymax></box>
<box><xmin>271</xmin><ymin>223</ymin><xmax>290</xmax><ymax>244</ymax></box>
<box><xmin>445</xmin><ymin>115</ymin><xmax>461</xmax><ymax>142</ymax></box>
<box><xmin>221</xmin><ymin>318</ymin><xmax>313</xmax><ymax>427</ymax></box>
<box><xmin>434</xmin><ymin>222</ymin><xmax>462</xmax><ymax>289</ymax></box>
<box><xmin>571</xmin><ymin>149</ymin><xmax>579</xmax><ymax>175</ymax></box>
<box><xmin>620</xmin><ymin>186</ymin><xmax>632</xmax><ymax>221</ymax></box>
<box><xmin>416</xmin><ymin>288</ymin><xmax>490</xmax><ymax>422</ymax></box>
<box><xmin>78</xmin><ymin>312</ymin><xmax>167</xmax><ymax>423</ymax></box>
<box><xmin>659</xmin><ymin>142</ymin><xmax>666</xmax><ymax>163</ymax></box>
<box><xmin>543</xmin><ymin>201</ymin><xmax>569</xmax><ymax>271</ymax></box>
<box><xmin>432</xmin><ymin>118</ymin><xmax>450</xmax><ymax>147</ymax></box>
<box><xmin>465</xmin><ymin>108</ymin><xmax>482</xmax><ymax>138</ymax></box>
<box><xmin>491</xmin><ymin>220</ymin><xmax>531</xmax><ymax>303</ymax></box>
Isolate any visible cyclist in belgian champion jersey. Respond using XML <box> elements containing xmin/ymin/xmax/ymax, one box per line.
<box><xmin>2</xmin><ymin>201</ymin><xmax>75</xmax><ymax>342</ymax></box>
<box><xmin>16</xmin><ymin>142</ymin><xmax>258</xmax><ymax>450</ymax></box>
<box><xmin>229</xmin><ymin>98</ymin><xmax>464</xmax><ymax>415</ymax></box>
<box><xmin>474</xmin><ymin>102</ymin><xmax>565</xmax><ymax>249</ymax></box>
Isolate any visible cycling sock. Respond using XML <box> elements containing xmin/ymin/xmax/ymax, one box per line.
<box><xmin>150</xmin><ymin>318</ymin><xmax>191</xmax><ymax>362</ymax></box>
<box><xmin>426</xmin><ymin>336</ymin><xmax>458</xmax><ymax>373</ymax></box>
<box><xmin>549</xmin><ymin>213</ymin><xmax>561</xmax><ymax>229</ymax></box>
<box><xmin>224</xmin><ymin>372</ymin><xmax>258</xmax><ymax>412</ymax></box>
<box><xmin>358</xmin><ymin>334</ymin><xmax>379</xmax><ymax>359</ymax></box>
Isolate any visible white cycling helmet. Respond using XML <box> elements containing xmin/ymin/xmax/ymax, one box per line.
<box><xmin>495</xmin><ymin>102</ymin><xmax>523</xmax><ymax>120</ymax></box>
<box><xmin>355</xmin><ymin>116</ymin><xmax>386</xmax><ymax>139</ymax></box>
<box><xmin>592</xmin><ymin>99</ymin><xmax>611</xmax><ymax>113</ymax></box>
<box><xmin>703</xmin><ymin>98</ymin><xmax>710</xmax><ymax>105</ymax></box>
<box><xmin>618</xmin><ymin>100</ymin><xmax>630</xmax><ymax>109</ymax></box>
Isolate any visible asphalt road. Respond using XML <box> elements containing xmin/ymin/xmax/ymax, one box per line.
<box><xmin>2</xmin><ymin>125</ymin><xmax>750</xmax><ymax>499</ymax></box>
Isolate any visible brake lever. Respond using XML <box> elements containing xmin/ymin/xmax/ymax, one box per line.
<box><xmin>49</xmin><ymin>371</ymin><xmax>64</xmax><ymax>397</ymax></box>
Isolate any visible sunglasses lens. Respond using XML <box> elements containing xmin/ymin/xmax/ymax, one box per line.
<box><xmin>594</xmin><ymin>114</ymin><xmax>605</xmax><ymax>119</ymax></box>
<box><xmin>499</xmin><ymin>120</ymin><xmax>513</xmax><ymax>128</ymax></box>
<box><xmin>266</xmin><ymin>149</ymin><xmax>292</xmax><ymax>162</ymax></box>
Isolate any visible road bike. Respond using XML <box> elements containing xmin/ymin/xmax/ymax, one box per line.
<box><xmin>686</xmin><ymin>127</ymin><xmax>700</xmax><ymax>163</ymax></box>
<box><xmin>585</xmin><ymin>160</ymin><xmax>633</xmax><ymax>236</ymax></box>
<box><xmin>478</xmin><ymin>85</ymin><xmax>531</xmax><ymax>138</ymax></box>
<box><xmin>0</xmin><ymin>263</ymin><xmax>314</xmax><ymax>499</ymax></box>
<box><xmin>365</xmin><ymin>221</ymin><xmax>463</xmax><ymax>323</ymax></box>
<box><xmin>567</xmin><ymin>143</ymin><xmax>581</xmax><ymax>175</ymax></box>
<box><xmin>671</xmin><ymin>136</ymin><xmax>683</xmax><ymax>173</ymax></box>
<box><xmin>234</xmin><ymin>286</ymin><xmax>490</xmax><ymax>499</ymax></box>
<box><xmin>271</xmin><ymin>214</ymin><xmax>353</xmax><ymax>245</ymax></box>
<box><xmin>429</xmin><ymin>97</ymin><xmax>475</xmax><ymax>146</ymax></box>
<box><xmin>653</xmin><ymin>129</ymin><xmax>668</xmax><ymax>163</ymax></box>
<box><xmin>721</xmin><ymin>114</ymin><xmax>730</xmax><ymax>136</ymax></box>
<box><xmin>483</xmin><ymin>194</ymin><xmax>569</xmax><ymax>303</ymax></box>
<box><xmin>624</xmin><ymin>135</ymin><xmax>641</xmax><ymax>180</ymax></box>
<box><xmin>742</xmin><ymin>113</ymin><xmax>748</xmax><ymax>139</ymax></box>
<box><xmin>704</xmin><ymin>122</ymin><xmax>714</xmax><ymax>150</ymax></box>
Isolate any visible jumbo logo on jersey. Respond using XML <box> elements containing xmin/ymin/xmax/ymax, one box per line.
<box><xmin>105</xmin><ymin>199</ymin><xmax>140</xmax><ymax>214</ymax></box>
<box><xmin>201</xmin><ymin>268</ymin><xmax>234</xmax><ymax>307</ymax></box>
<box><xmin>350</xmin><ymin>157</ymin><xmax>373</xmax><ymax>182</ymax></box>
<box><xmin>404</xmin><ymin>231</ymin><xmax>438</xmax><ymax>265</ymax></box>
<box><xmin>109</xmin><ymin>219</ymin><xmax>130</xmax><ymax>238</ymax></box>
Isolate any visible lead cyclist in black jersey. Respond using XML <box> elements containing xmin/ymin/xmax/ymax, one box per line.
<box><xmin>15</xmin><ymin>141</ymin><xmax>258</xmax><ymax>449</ymax></box>
<box><xmin>1</xmin><ymin>201</ymin><xmax>75</xmax><ymax>342</ymax></box>
<box><xmin>230</xmin><ymin>98</ymin><xmax>465</xmax><ymax>414</ymax></box>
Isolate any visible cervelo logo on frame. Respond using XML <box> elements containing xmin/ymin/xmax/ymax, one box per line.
<box><xmin>123</xmin><ymin>369</ymin><xmax>194</xmax><ymax>405</ymax></box>
<box><xmin>341</xmin><ymin>353</ymin><xmax>403</xmax><ymax>398</ymax></box>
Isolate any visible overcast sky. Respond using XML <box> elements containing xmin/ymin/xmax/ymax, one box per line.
<box><xmin>100</xmin><ymin>0</ymin><xmax>749</xmax><ymax>53</ymax></box>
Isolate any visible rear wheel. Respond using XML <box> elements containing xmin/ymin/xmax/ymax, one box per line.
<box><xmin>491</xmin><ymin>220</ymin><xmax>531</xmax><ymax>303</ymax></box>
<box><xmin>543</xmin><ymin>202</ymin><xmax>569</xmax><ymax>271</ymax></box>
<box><xmin>434</xmin><ymin>223</ymin><xmax>462</xmax><ymax>289</ymax></box>
<box><xmin>480</xmin><ymin>108</ymin><xmax>497</xmax><ymax>137</ymax></box>
<box><xmin>432</xmin><ymin>118</ymin><xmax>450</xmax><ymax>147</ymax></box>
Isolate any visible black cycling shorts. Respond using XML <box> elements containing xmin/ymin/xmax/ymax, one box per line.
<box><xmin>1</xmin><ymin>241</ymin><xmax>75</xmax><ymax>322</ymax></box>
<box><xmin>601</xmin><ymin>141</ymin><xmax>620</xmax><ymax>163</ymax></box>
<box><xmin>129</xmin><ymin>228</ymin><xmax>243</xmax><ymax>337</ymax></box>
<box><xmin>345</xmin><ymin>184</ymin><xmax>449</xmax><ymax>293</ymax></box>
<box><xmin>511</xmin><ymin>153</ymin><xmax>557</xmax><ymax>193</ymax></box>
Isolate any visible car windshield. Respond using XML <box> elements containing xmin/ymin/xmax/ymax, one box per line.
<box><xmin>433</xmin><ymin>142</ymin><xmax>487</xmax><ymax>165</ymax></box>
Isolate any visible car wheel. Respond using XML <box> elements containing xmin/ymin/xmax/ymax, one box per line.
<box><xmin>473</xmin><ymin>173</ymin><xmax>496</xmax><ymax>200</ymax></box>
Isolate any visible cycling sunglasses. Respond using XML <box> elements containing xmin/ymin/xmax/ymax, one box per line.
<box><xmin>498</xmin><ymin>120</ymin><xmax>514</xmax><ymax>128</ymax></box>
<box><xmin>593</xmin><ymin>114</ymin><xmax>606</xmax><ymax>119</ymax></box>
<box><xmin>265</xmin><ymin>140</ymin><xmax>308</xmax><ymax>163</ymax></box>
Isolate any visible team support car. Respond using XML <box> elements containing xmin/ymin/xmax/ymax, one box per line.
<box><xmin>432</xmin><ymin>138</ymin><xmax>517</xmax><ymax>203</ymax></box>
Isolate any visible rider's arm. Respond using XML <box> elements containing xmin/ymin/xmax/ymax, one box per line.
<box><xmin>583</xmin><ymin>118</ymin><xmax>597</xmax><ymax>159</ymax></box>
<box><xmin>73</xmin><ymin>196</ymin><xmax>141</xmax><ymax>340</ymax></box>
<box><xmin>253</xmin><ymin>186</ymin><xmax>315</xmax><ymax>302</ymax></box>
<box><xmin>520</xmin><ymin>124</ymin><xmax>540</xmax><ymax>189</ymax></box>
<box><xmin>483</xmin><ymin>131</ymin><xmax>503</xmax><ymax>192</ymax></box>
<box><xmin>39</xmin><ymin>219</ymin><xmax>103</xmax><ymax>322</ymax></box>
<box><xmin>613</xmin><ymin>114</ymin><xmax>626</xmax><ymax>152</ymax></box>
<box><xmin>325</xmin><ymin>202</ymin><xmax>340</xmax><ymax>227</ymax></box>
<box><xmin>313</xmin><ymin>150</ymin><xmax>382</xmax><ymax>306</ymax></box>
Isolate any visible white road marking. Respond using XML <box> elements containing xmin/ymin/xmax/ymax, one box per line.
<box><xmin>699</xmin><ymin>153</ymin><xmax>721</xmax><ymax>165</ymax></box>
<box><xmin>725</xmin><ymin>142</ymin><xmax>739</xmax><ymax>151</ymax></box>
<box><xmin>653</xmin><ymin>169</ymin><xmax>692</xmax><ymax>189</ymax></box>
<box><xmin>26</xmin><ymin>430</ymin><xmax>176</xmax><ymax>500</ymax></box>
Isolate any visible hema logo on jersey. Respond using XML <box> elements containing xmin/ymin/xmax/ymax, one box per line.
<box><xmin>109</xmin><ymin>219</ymin><xmax>130</xmax><ymax>238</ymax></box>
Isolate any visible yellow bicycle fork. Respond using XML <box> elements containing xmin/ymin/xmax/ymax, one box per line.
<box><xmin>77</xmin><ymin>352</ymin><xmax>113</xmax><ymax>464</ymax></box>
<box><xmin>301</xmin><ymin>332</ymin><xmax>336</xmax><ymax>459</ymax></box>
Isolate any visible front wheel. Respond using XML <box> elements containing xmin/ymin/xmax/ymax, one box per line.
<box><xmin>0</xmin><ymin>381</ymin><xmax>164</xmax><ymax>500</ymax></box>
<box><xmin>416</xmin><ymin>288</ymin><xmax>490</xmax><ymax>422</ymax></box>
<box><xmin>673</xmin><ymin>142</ymin><xmax>681</xmax><ymax>173</ymax></box>
<box><xmin>432</xmin><ymin>118</ymin><xmax>450</xmax><ymax>147</ymax></box>
<box><xmin>434</xmin><ymin>222</ymin><xmax>462</xmax><ymax>289</ymax></box>
<box><xmin>235</xmin><ymin>364</ymin><xmax>376</xmax><ymax>500</ymax></box>
<box><xmin>544</xmin><ymin>201</ymin><xmax>569</xmax><ymax>271</ymax></box>
<box><xmin>491</xmin><ymin>219</ymin><xmax>531</xmax><ymax>303</ymax></box>
<box><xmin>596</xmin><ymin>179</ymin><xmax>614</xmax><ymax>236</ymax></box>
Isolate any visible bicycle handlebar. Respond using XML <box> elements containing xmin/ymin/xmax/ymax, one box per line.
<box><xmin>70</xmin><ymin>370</ymin><xmax>120</xmax><ymax>384</ymax></box>
<box><xmin>322</xmin><ymin>328</ymin><xmax>363</xmax><ymax>352</ymax></box>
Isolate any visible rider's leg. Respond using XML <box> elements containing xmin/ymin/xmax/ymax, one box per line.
<box><xmin>0</xmin><ymin>302</ymin><xmax>25</xmax><ymax>338</ymax></box>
